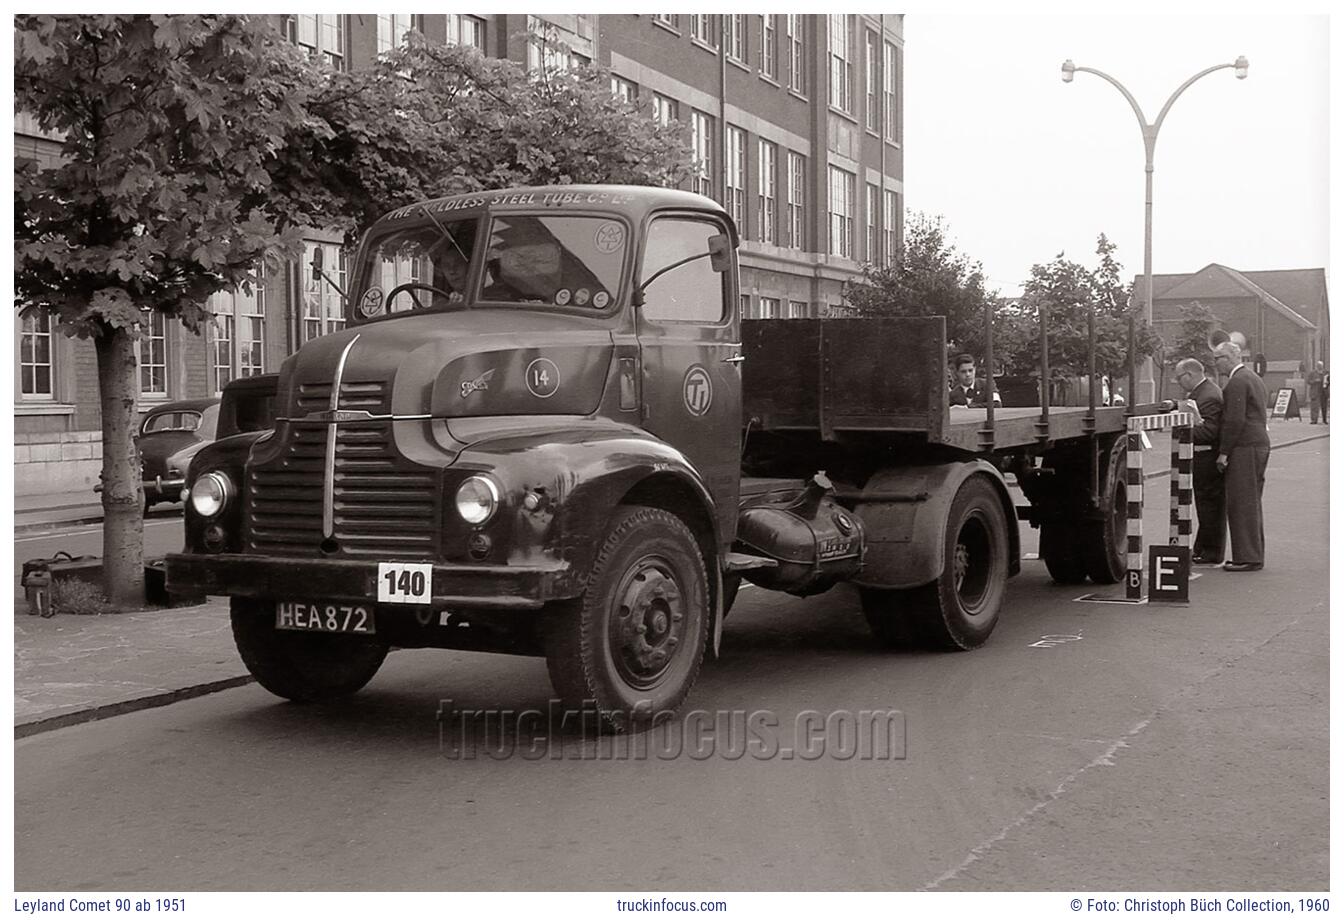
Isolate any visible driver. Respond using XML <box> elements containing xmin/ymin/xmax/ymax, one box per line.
<box><xmin>440</xmin><ymin>250</ymin><xmax>469</xmax><ymax>304</ymax></box>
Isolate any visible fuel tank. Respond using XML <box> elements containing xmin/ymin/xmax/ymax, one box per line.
<box><xmin>734</xmin><ymin>473</ymin><xmax>865</xmax><ymax>596</ymax></box>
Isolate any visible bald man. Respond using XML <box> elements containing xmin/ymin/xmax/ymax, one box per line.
<box><xmin>1212</xmin><ymin>342</ymin><xmax>1270</xmax><ymax>571</ymax></box>
<box><xmin>1173</xmin><ymin>357</ymin><xmax>1225</xmax><ymax>564</ymax></box>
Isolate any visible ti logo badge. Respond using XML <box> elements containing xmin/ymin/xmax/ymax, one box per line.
<box><xmin>683</xmin><ymin>366</ymin><xmax>713</xmax><ymax>417</ymax></box>
<box><xmin>460</xmin><ymin>369</ymin><xmax>496</xmax><ymax>398</ymax></box>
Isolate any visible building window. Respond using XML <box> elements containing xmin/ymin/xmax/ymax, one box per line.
<box><xmin>18</xmin><ymin>308</ymin><xmax>54</xmax><ymax>400</ymax></box>
<box><xmin>884</xmin><ymin>41</ymin><xmax>900</xmax><ymax>141</ymax></box>
<box><xmin>828</xmin><ymin>15</ymin><xmax>853</xmax><ymax>114</ymax></box>
<box><xmin>611</xmin><ymin>75</ymin><xmax>638</xmax><ymax>104</ymax></box>
<box><xmin>138</xmin><ymin>311</ymin><xmax>168</xmax><ymax>397</ymax></box>
<box><xmin>651</xmin><ymin>92</ymin><xmax>677</xmax><ymax>126</ymax></box>
<box><xmin>827</xmin><ymin>166</ymin><xmax>855</xmax><ymax>259</ymax></box>
<box><xmin>303</xmin><ymin>242</ymin><xmax>347</xmax><ymax>342</ymax></box>
<box><xmin>528</xmin><ymin>16</ymin><xmax>574</xmax><ymax>73</ymax></box>
<box><xmin>759</xmin><ymin>296</ymin><xmax>782</xmax><ymax>319</ymax></box>
<box><xmin>377</xmin><ymin>14</ymin><xmax>416</xmax><ymax>55</ymax></box>
<box><xmin>292</xmin><ymin>14</ymin><xmax>345</xmax><ymax>69</ymax></box>
<box><xmin>866</xmin><ymin>183</ymin><xmax>880</xmax><ymax>263</ymax></box>
<box><xmin>447</xmin><ymin>15</ymin><xmax>485</xmax><ymax>50</ymax></box>
<box><xmin>654</xmin><ymin>14</ymin><xmax>678</xmax><ymax>29</ymax></box>
<box><xmin>690</xmin><ymin>110</ymin><xmax>714</xmax><ymax>198</ymax></box>
<box><xmin>884</xmin><ymin>190</ymin><xmax>899</xmax><ymax>265</ymax></box>
<box><xmin>788</xmin><ymin>299</ymin><xmax>809</xmax><ymax>319</ymax></box>
<box><xmin>207</xmin><ymin>270</ymin><xmax>267</xmax><ymax>394</ymax></box>
<box><xmin>866</xmin><ymin>31</ymin><xmax>880</xmax><ymax>130</ymax></box>
<box><xmin>691</xmin><ymin>15</ymin><xmax>717</xmax><ymax>47</ymax></box>
<box><xmin>726</xmin><ymin>15</ymin><xmax>746</xmax><ymax>62</ymax></box>
<box><xmin>786</xmin><ymin>151</ymin><xmax>806</xmax><ymax>249</ymax></box>
<box><xmin>757</xmin><ymin>139</ymin><xmax>777</xmax><ymax>245</ymax></box>
<box><xmin>725</xmin><ymin>125</ymin><xmax>746</xmax><ymax>229</ymax></box>
<box><xmin>786</xmin><ymin>15</ymin><xmax>805</xmax><ymax>94</ymax></box>
<box><xmin>760</xmin><ymin>15</ymin><xmax>777</xmax><ymax>80</ymax></box>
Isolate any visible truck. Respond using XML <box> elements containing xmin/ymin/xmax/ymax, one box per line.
<box><xmin>167</xmin><ymin>184</ymin><xmax>1139</xmax><ymax>730</ymax></box>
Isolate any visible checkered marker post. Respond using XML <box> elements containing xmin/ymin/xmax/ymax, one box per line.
<box><xmin>1124</xmin><ymin>410</ymin><xmax>1195</xmax><ymax>600</ymax></box>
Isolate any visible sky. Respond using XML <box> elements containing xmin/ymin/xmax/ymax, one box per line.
<box><xmin>902</xmin><ymin>11</ymin><xmax>1331</xmax><ymax>296</ymax></box>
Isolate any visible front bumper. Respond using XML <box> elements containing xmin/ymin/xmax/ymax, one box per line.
<box><xmin>164</xmin><ymin>552</ymin><xmax>576</xmax><ymax>610</ymax></box>
<box><xmin>144</xmin><ymin>475</ymin><xmax>186</xmax><ymax>502</ymax></box>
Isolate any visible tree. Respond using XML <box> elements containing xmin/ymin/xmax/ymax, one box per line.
<box><xmin>15</xmin><ymin>17</ymin><xmax>697</xmax><ymax>608</ymax></box>
<box><xmin>1165</xmin><ymin>300</ymin><xmax>1220</xmax><ymax>373</ymax></box>
<box><xmin>15</xmin><ymin>15</ymin><xmax>332</xmax><ymax>607</ymax></box>
<box><xmin>840</xmin><ymin>212</ymin><xmax>997</xmax><ymax>354</ymax></box>
<box><xmin>1001</xmin><ymin>235</ymin><xmax>1161</xmax><ymax>389</ymax></box>
<box><xmin>279</xmin><ymin>32</ymin><xmax>694</xmax><ymax>244</ymax></box>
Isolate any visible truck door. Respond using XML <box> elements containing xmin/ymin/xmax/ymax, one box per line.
<box><xmin>636</xmin><ymin>213</ymin><xmax>742</xmax><ymax>541</ymax></box>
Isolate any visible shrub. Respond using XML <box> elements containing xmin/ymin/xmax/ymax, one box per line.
<box><xmin>50</xmin><ymin>578</ymin><xmax>113</xmax><ymax>616</ymax></box>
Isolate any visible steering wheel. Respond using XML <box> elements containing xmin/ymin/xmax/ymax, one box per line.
<box><xmin>384</xmin><ymin>282</ymin><xmax>461</xmax><ymax>312</ymax></box>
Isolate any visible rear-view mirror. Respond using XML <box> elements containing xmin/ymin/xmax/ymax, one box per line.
<box><xmin>708</xmin><ymin>233</ymin><xmax>731</xmax><ymax>273</ymax></box>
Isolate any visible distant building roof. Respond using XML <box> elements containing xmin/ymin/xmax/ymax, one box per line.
<box><xmin>1136</xmin><ymin>263</ymin><xmax>1321</xmax><ymax>331</ymax></box>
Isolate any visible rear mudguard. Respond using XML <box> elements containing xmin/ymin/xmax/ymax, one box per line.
<box><xmin>850</xmin><ymin>460</ymin><xmax>1020</xmax><ymax>590</ymax></box>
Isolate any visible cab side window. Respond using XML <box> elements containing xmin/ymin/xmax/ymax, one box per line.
<box><xmin>641</xmin><ymin>218</ymin><xmax>727</xmax><ymax>324</ymax></box>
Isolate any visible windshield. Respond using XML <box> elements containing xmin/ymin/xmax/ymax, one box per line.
<box><xmin>478</xmin><ymin>215</ymin><xmax>626</xmax><ymax>308</ymax></box>
<box><xmin>354</xmin><ymin>217</ymin><xmax>479</xmax><ymax>318</ymax></box>
<box><xmin>352</xmin><ymin>212</ymin><xmax>627</xmax><ymax>319</ymax></box>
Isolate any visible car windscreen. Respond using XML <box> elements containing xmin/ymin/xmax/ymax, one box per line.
<box><xmin>142</xmin><ymin>411</ymin><xmax>202</xmax><ymax>435</ymax></box>
<box><xmin>477</xmin><ymin>215</ymin><xmax>626</xmax><ymax>309</ymax></box>
<box><xmin>353</xmin><ymin>217</ymin><xmax>480</xmax><ymax>319</ymax></box>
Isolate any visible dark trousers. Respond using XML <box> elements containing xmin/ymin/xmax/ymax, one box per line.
<box><xmin>1191</xmin><ymin>451</ymin><xmax>1226</xmax><ymax>561</ymax></box>
<box><xmin>1225</xmin><ymin>445</ymin><xmax>1270</xmax><ymax>566</ymax></box>
<box><xmin>1310</xmin><ymin>399</ymin><xmax>1321</xmax><ymax>423</ymax></box>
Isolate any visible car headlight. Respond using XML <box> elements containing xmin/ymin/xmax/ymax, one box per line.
<box><xmin>189</xmin><ymin>471</ymin><xmax>234</xmax><ymax>518</ymax></box>
<box><xmin>455</xmin><ymin>475</ymin><xmax>500</xmax><ymax>526</ymax></box>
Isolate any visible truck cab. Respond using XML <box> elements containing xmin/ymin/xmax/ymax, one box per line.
<box><xmin>169</xmin><ymin>186</ymin><xmax>746</xmax><ymax>727</ymax></box>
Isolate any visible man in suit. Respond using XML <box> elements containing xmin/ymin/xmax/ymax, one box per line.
<box><xmin>948</xmin><ymin>354</ymin><xmax>1002</xmax><ymax>408</ymax></box>
<box><xmin>1212</xmin><ymin>341</ymin><xmax>1271</xmax><ymax>571</ymax></box>
<box><xmin>1307</xmin><ymin>361</ymin><xmax>1326</xmax><ymax>423</ymax></box>
<box><xmin>1173</xmin><ymin>357</ymin><xmax>1225</xmax><ymax>564</ymax></box>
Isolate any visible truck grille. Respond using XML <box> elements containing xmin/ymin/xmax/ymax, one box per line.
<box><xmin>247</xmin><ymin>381</ymin><xmax>437</xmax><ymax>559</ymax></box>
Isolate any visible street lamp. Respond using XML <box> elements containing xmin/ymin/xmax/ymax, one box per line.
<box><xmin>1061</xmin><ymin>55</ymin><xmax>1249</xmax><ymax>404</ymax></box>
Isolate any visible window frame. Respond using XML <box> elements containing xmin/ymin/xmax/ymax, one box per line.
<box><xmin>293</xmin><ymin>13</ymin><xmax>346</xmax><ymax>69</ymax></box>
<box><xmin>760</xmin><ymin>15</ymin><xmax>777</xmax><ymax>80</ymax></box>
<box><xmin>757</xmin><ymin>139</ymin><xmax>778</xmax><ymax>245</ymax></box>
<box><xmin>725</xmin><ymin>125</ymin><xmax>747</xmax><ymax>230</ymax></box>
<box><xmin>866</xmin><ymin>182</ymin><xmax>880</xmax><ymax>263</ymax></box>
<box><xmin>827</xmin><ymin>165</ymin><xmax>856</xmax><ymax>259</ymax></box>
<box><xmin>690</xmin><ymin>110</ymin><xmax>715</xmax><ymax>198</ymax></box>
<box><xmin>786</xmin><ymin>15</ymin><xmax>805</xmax><ymax>94</ymax></box>
<box><xmin>726</xmin><ymin>15</ymin><xmax>746</xmax><ymax>63</ymax></box>
<box><xmin>866</xmin><ymin>30</ymin><xmax>881</xmax><ymax>131</ymax></box>
<box><xmin>17</xmin><ymin>307</ymin><xmax>56</xmax><ymax>402</ymax></box>
<box><xmin>377</xmin><ymin>14</ymin><xmax>416</xmax><ymax>56</ymax></box>
<box><xmin>786</xmin><ymin>150</ymin><xmax>806</xmax><ymax>250</ymax></box>
<box><xmin>638</xmin><ymin>213</ymin><xmax>732</xmax><ymax>326</ymax></box>
<box><xmin>884</xmin><ymin>189</ymin><xmax>899</xmax><ymax>266</ymax></box>
<box><xmin>884</xmin><ymin>40</ymin><xmax>900</xmax><ymax>142</ymax></box>
<box><xmin>828</xmin><ymin>15</ymin><xmax>854</xmax><ymax>114</ymax></box>
<box><xmin>303</xmin><ymin>242</ymin><xmax>348</xmax><ymax>343</ymax></box>
<box><xmin>137</xmin><ymin>310</ymin><xmax>169</xmax><ymax>399</ymax></box>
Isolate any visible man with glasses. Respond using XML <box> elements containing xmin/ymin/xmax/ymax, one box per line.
<box><xmin>1173</xmin><ymin>358</ymin><xmax>1225</xmax><ymax>565</ymax></box>
<box><xmin>1212</xmin><ymin>341</ymin><xmax>1271</xmax><ymax>572</ymax></box>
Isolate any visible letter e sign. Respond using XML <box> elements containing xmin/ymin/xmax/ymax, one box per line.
<box><xmin>1147</xmin><ymin>545</ymin><xmax>1190</xmax><ymax>603</ymax></box>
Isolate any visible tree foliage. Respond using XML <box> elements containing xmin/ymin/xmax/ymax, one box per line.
<box><xmin>1164</xmin><ymin>300</ymin><xmax>1220</xmax><ymax>373</ymax></box>
<box><xmin>1000</xmin><ymin>235</ymin><xmax>1161</xmax><ymax>382</ymax></box>
<box><xmin>840</xmin><ymin>212</ymin><xmax>995</xmax><ymax>353</ymax></box>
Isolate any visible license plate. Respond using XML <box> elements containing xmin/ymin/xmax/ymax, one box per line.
<box><xmin>276</xmin><ymin>601</ymin><xmax>375</xmax><ymax>635</ymax></box>
<box><xmin>377</xmin><ymin>562</ymin><xmax>432</xmax><ymax>604</ymax></box>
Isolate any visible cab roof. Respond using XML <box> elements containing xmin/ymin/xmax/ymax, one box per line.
<box><xmin>374</xmin><ymin>184</ymin><xmax>735</xmax><ymax>242</ymax></box>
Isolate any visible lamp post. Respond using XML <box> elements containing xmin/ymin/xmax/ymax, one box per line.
<box><xmin>1061</xmin><ymin>55</ymin><xmax>1249</xmax><ymax>405</ymax></box>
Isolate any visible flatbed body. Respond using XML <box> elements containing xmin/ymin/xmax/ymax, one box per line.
<box><xmin>742</xmin><ymin>317</ymin><xmax>1142</xmax><ymax>454</ymax></box>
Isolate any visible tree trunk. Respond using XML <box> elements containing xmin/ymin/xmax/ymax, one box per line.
<box><xmin>95</xmin><ymin>323</ymin><xmax>145</xmax><ymax>609</ymax></box>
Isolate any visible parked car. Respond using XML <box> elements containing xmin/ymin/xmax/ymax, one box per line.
<box><xmin>164</xmin><ymin>375</ymin><xmax>280</xmax><ymax>504</ymax></box>
<box><xmin>137</xmin><ymin>399</ymin><xmax>220</xmax><ymax>511</ymax></box>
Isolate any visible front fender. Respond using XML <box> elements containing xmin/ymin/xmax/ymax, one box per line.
<box><xmin>452</xmin><ymin>418</ymin><xmax>719</xmax><ymax>597</ymax></box>
<box><xmin>851</xmin><ymin>460</ymin><xmax>1019</xmax><ymax>590</ymax></box>
<box><xmin>182</xmin><ymin>430</ymin><xmax>270</xmax><ymax>553</ymax></box>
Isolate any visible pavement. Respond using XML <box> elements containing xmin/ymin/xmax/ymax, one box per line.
<box><xmin>10</xmin><ymin>419</ymin><xmax>1328</xmax><ymax>738</ymax></box>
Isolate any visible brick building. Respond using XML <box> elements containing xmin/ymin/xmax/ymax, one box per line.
<box><xmin>14</xmin><ymin>14</ymin><xmax>904</xmax><ymax>496</ymax></box>
<box><xmin>1142</xmin><ymin>263</ymin><xmax>1330</xmax><ymax>393</ymax></box>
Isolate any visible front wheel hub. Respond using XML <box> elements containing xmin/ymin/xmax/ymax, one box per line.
<box><xmin>611</xmin><ymin>557</ymin><xmax>685</xmax><ymax>688</ymax></box>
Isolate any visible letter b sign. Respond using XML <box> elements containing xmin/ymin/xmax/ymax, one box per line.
<box><xmin>1147</xmin><ymin>545</ymin><xmax>1190</xmax><ymax>604</ymax></box>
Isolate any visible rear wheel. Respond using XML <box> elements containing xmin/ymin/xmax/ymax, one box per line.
<box><xmin>907</xmin><ymin>476</ymin><xmax>1009</xmax><ymax>650</ymax></box>
<box><xmin>545</xmin><ymin>506</ymin><xmax>709</xmax><ymax>732</ymax></box>
<box><xmin>1084</xmin><ymin>437</ymin><xmax>1128</xmax><ymax>584</ymax></box>
<box><xmin>230</xmin><ymin>597</ymin><xmax>389</xmax><ymax>702</ymax></box>
<box><xmin>1040</xmin><ymin>520</ymin><xmax>1088</xmax><ymax>584</ymax></box>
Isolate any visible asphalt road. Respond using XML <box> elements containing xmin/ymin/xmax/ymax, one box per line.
<box><xmin>13</xmin><ymin>440</ymin><xmax>1328</xmax><ymax>891</ymax></box>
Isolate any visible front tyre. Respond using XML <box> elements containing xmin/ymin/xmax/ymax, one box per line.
<box><xmin>230</xmin><ymin>597</ymin><xmax>389</xmax><ymax>702</ymax></box>
<box><xmin>908</xmin><ymin>476</ymin><xmax>1009</xmax><ymax>650</ymax></box>
<box><xmin>545</xmin><ymin>506</ymin><xmax>709</xmax><ymax>732</ymax></box>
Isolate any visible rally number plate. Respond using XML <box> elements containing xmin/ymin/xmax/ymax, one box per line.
<box><xmin>377</xmin><ymin>562</ymin><xmax>433</xmax><ymax>604</ymax></box>
<box><xmin>276</xmin><ymin>601</ymin><xmax>375</xmax><ymax>635</ymax></box>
